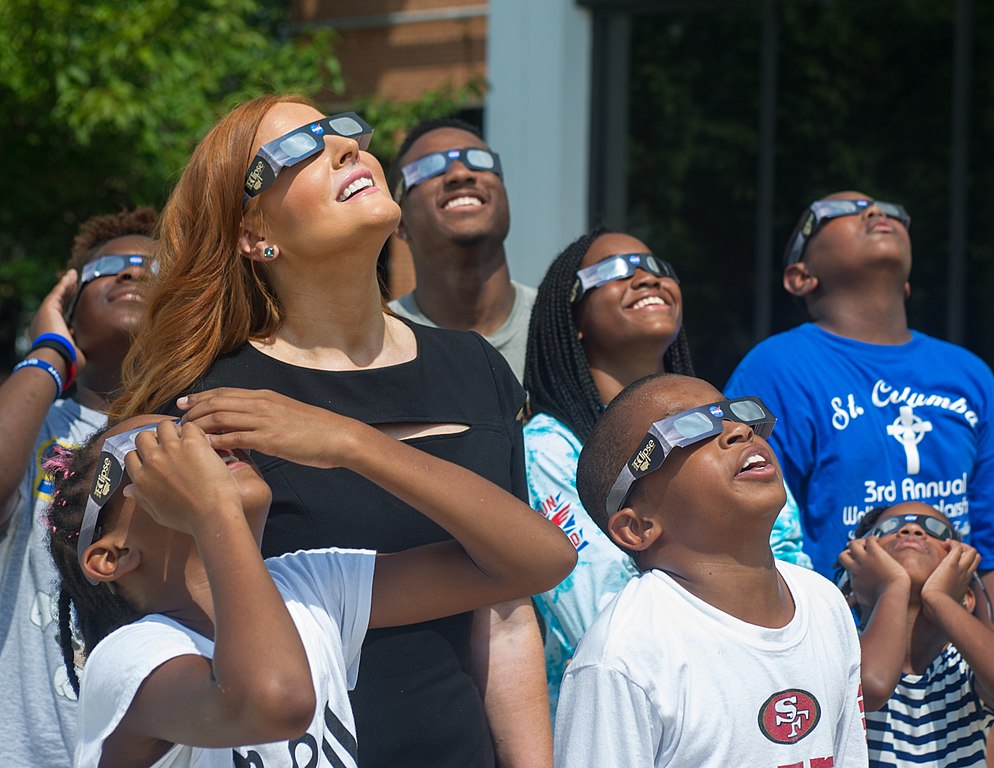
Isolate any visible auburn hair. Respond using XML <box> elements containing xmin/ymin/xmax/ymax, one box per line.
<box><xmin>111</xmin><ymin>94</ymin><xmax>315</xmax><ymax>419</ymax></box>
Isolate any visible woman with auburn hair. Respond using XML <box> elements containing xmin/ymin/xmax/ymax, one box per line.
<box><xmin>114</xmin><ymin>94</ymin><xmax>550</xmax><ymax>768</ymax></box>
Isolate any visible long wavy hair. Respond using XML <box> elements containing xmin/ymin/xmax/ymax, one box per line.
<box><xmin>524</xmin><ymin>228</ymin><xmax>695</xmax><ymax>444</ymax></box>
<box><xmin>111</xmin><ymin>94</ymin><xmax>315</xmax><ymax>419</ymax></box>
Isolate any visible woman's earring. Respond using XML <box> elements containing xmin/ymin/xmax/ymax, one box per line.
<box><xmin>263</xmin><ymin>246</ymin><xmax>276</xmax><ymax>260</ymax></box>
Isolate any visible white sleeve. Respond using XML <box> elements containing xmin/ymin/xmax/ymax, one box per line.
<box><xmin>75</xmin><ymin>619</ymin><xmax>212</xmax><ymax>767</ymax></box>
<box><xmin>554</xmin><ymin>663</ymin><xmax>661</xmax><ymax>768</ymax></box>
<box><xmin>267</xmin><ymin>548</ymin><xmax>375</xmax><ymax>687</ymax></box>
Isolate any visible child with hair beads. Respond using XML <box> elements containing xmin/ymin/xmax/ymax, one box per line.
<box><xmin>837</xmin><ymin>501</ymin><xmax>994</xmax><ymax>766</ymax></box>
<box><xmin>45</xmin><ymin>402</ymin><xmax>575</xmax><ymax>767</ymax></box>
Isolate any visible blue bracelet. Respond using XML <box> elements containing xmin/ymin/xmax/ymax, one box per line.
<box><xmin>31</xmin><ymin>333</ymin><xmax>77</xmax><ymax>363</ymax></box>
<box><xmin>13</xmin><ymin>357</ymin><xmax>64</xmax><ymax>398</ymax></box>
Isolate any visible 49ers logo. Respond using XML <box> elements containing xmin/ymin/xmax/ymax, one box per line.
<box><xmin>758</xmin><ymin>689</ymin><xmax>821</xmax><ymax>744</ymax></box>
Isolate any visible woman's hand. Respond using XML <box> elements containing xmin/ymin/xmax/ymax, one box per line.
<box><xmin>921</xmin><ymin>540</ymin><xmax>979</xmax><ymax>614</ymax></box>
<box><xmin>178</xmin><ymin>388</ymin><xmax>365</xmax><ymax>469</ymax></box>
<box><xmin>123</xmin><ymin>420</ymin><xmax>243</xmax><ymax>535</ymax></box>
<box><xmin>28</xmin><ymin>270</ymin><xmax>85</xmax><ymax>370</ymax></box>
<box><xmin>838</xmin><ymin>536</ymin><xmax>911</xmax><ymax>609</ymax></box>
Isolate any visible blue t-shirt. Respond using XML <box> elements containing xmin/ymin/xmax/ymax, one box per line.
<box><xmin>523</xmin><ymin>411</ymin><xmax>810</xmax><ymax>716</ymax></box>
<box><xmin>726</xmin><ymin>323</ymin><xmax>994</xmax><ymax>576</ymax></box>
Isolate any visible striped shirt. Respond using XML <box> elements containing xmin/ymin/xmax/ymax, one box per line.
<box><xmin>866</xmin><ymin>645</ymin><xmax>993</xmax><ymax>767</ymax></box>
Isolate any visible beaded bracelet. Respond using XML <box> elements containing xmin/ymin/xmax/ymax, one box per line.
<box><xmin>29</xmin><ymin>336</ymin><xmax>78</xmax><ymax>391</ymax></box>
<box><xmin>13</xmin><ymin>357</ymin><xmax>65</xmax><ymax>399</ymax></box>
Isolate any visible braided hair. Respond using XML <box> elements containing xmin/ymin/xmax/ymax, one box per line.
<box><xmin>524</xmin><ymin>228</ymin><xmax>696</xmax><ymax>443</ymax></box>
<box><xmin>43</xmin><ymin>428</ymin><xmax>139</xmax><ymax>696</ymax></box>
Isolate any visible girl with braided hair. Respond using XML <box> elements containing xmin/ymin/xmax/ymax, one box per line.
<box><xmin>523</xmin><ymin>228</ymin><xmax>807</xmax><ymax>716</ymax></box>
<box><xmin>43</xmin><ymin>411</ymin><xmax>574</xmax><ymax>767</ymax></box>
<box><xmin>523</xmin><ymin>229</ymin><xmax>693</xmax><ymax>716</ymax></box>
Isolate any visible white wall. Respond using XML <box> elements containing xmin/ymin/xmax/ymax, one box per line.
<box><xmin>486</xmin><ymin>0</ymin><xmax>592</xmax><ymax>288</ymax></box>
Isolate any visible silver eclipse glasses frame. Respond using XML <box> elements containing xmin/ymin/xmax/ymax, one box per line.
<box><xmin>606</xmin><ymin>396</ymin><xmax>776</xmax><ymax>516</ymax></box>
<box><xmin>64</xmin><ymin>254</ymin><xmax>152</xmax><ymax>323</ymax></box>
<box><xmin>396</xmin><ymin>147</ymin><xmax>503</xmax><ymax>200</ymax></box>
<box><xmin>243</xmin><ymin>112</ymin><xmax>373</xmax><ymax>206</ymax></box>
<box><xmin>571</xmin><ymin>252</ymin><xmax>679</xmax><ymax>304</ymax></box>
<box><xmin>784</xmin><ymin>198</ymin><xmax>911</xmax><ymax>266</ymax></box>
<box><xmin>77</xmin><ymin>422</ymin><xmax>176</xmax><ymax>584</ymax></box>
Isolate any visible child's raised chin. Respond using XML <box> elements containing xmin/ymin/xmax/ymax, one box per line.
<box><xmin>79</xmin><ymin>414</ymin><xmax>271</xmax><ymax>638</ymax></box>
<box><xmin>600</xmin><ymin>375</ymin><xmax>793</xmax><ymax>626</ymax></box>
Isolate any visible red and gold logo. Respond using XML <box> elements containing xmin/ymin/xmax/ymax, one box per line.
<box><xmin>758</xmin><ymin>689</ymin><xmax>821</xmax><ymax>744</ymax></box>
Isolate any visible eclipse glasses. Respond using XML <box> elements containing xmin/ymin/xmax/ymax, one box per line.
<box><xmin>396</xmin><ymin>147</ymin><xmax>502</xmax><ymax>199</ymax></box>
<box><xmin>64</xmin><ymin>254</ymin><xmax>151</xmax><ymax>323</ymax></box>
<box><xmin>784</xmin><ymin>198</ymin><xmax>911</xmax><ymax>265</ymax></box>
<box><xmin>243</xmin><ymin>112</ymin><xmax>373</xmax><ymax>206</ymax></box>
<box><xmin>606</xmin><ymin>396</ymin><xmax>776</xmax><ymax>515</ymax></box>
<box><xmin>77</xmin><ymin>421</ymin><xmax>176</xmax><ymax>584</ymax></box>
<box><xmin>572</xmin><ymin>253</ymin><xmax>678</xmax><ymax>303</ymax></box>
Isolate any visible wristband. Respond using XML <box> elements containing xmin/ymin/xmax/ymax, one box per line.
<box><xmin>13</xmin><ymin>358</ymin><xmax>65</xmax><ymax>399</ymax></box>
<box><xmin>29</xmin><ymin>340</ymin><xmax>78</xmax><ymax>391</ymax></box>
<box><xmin>31</xmin><ymin>333</ymin><xmax>77</xmax><ymax>364</ymax></box>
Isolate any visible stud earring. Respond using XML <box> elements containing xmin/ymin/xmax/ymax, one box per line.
<box><xmin>263</xmin><ymin>246</ymin><xmax>275</xmax><ymax>259</ymax></box>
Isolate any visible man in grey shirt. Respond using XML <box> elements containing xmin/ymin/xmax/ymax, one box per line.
<box><xmin>388</xmin><ymin>118</ymin><xmax>535</xmax><ymax>381</ymax></box>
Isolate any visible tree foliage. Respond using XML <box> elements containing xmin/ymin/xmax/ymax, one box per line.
<box><xmin>624</xmin><ymin>0</ymin><xmax>993</xmax><ymax>383</ymax></box>
<box><xmin>0</xmin><ymin>0</ymin><xmax>342</xmax><ymax>360</ymax></box>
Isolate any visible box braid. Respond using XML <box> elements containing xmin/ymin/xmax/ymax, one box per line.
<box><xmin>524</xmin><ymin>228</ymin><xmax>695</xmax><ymax>444</ymax></box>
<box><xmin>42</xmin><ymin>429</ymin><xmax>139</xmax><ymax>696</ymax></box>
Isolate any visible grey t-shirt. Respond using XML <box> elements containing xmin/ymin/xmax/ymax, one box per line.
<box><xmin>0</xmin><ymin>398</ymin><xmax>106</xmax><ymax>767</ymax></box>
<box><xmin>389</xmin><ymin>281</ymin><xmax>536</xmax><ymax>383</ymax></box>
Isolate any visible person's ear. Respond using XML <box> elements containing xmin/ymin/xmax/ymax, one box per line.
<box><xmin>607</xmin><ymin>507</ymin><xmax>663</xmax><ymax>553</ymax></box>
<box><xmin>395</xmin><ymin>218</ymin><xmax>409</xmax><ymax>243</ymax></box>
<box><xmin>783</xmin><ymin>262</ymin><xmax>818</xmax><ymax>297</ymax></box>
<box><xmin>904</xmin><ymin>281</ymin><xmax>911</xmax><ymax>299</ymax></box>
<box><xmin>82</xmin><ymin>537</ymin><xmax>141</xmax><ymax>585</ymax></box>
<box><xmin>238</xmin><ymin>221</ymin><xmax>279</xmax><ymax>263</ymax></box>
<box><xmin>964</xmin><ymin>586</ymin><xmax>976</xmax><ymax>614</ymax></box>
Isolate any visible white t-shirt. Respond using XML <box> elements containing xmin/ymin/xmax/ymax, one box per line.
<box><xmin>554</xmin><ymin>561</ymin><xmax>868</xmax><ymax>768</ymax></box>
<box><xmin>75</xmin><ymin>547</ymin><xmax>375</xmax><ymax>768</ymax></box>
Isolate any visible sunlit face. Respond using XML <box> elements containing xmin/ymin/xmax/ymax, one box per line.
<box><xmin>245</xmin><ymin>102</ymin><xmax>400</xmax><ymax>262</ymax></box>
<box><xmin>398</xmin><ymin>127</ymin><xmax>510</xmax><ymax>250</ymax></box>
<box><xmin>802</xmin><ymin>190</ymin><xmax>912</xmax><ymax>280</ymax></box>
<box><xmin>574</xmin><ymin>233</ymin><xmax>683</xmax><ymax>365</ymax></box>
<box><xmin>871</xmin><ymin>501</ymin><xmax>951</xmax><ymax>579</ymax></box>
<box><xmin>628</xmin><ymin>378</ymin><xmax>784</xmax><ymax>535</ymax></box>
<box><xmin>71</xmin><ymin>235</ymin><xmax>155</xmax><ymax>354</ymax></box>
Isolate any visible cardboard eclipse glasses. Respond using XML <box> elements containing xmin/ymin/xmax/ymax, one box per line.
<box><xmin>606</xmin><ymin>396</ymin><xmax>776</xmax><ymax>515</ymax></box>
<box><xmin>243</xmin><ymin>112</ymin><xmax>374</xmax><ymax>206</ymax></box>
<box><xmin>784</xmin><ymin>198</ymin><xmax>911</xmax><ymax>265</ymax></box>
<box><xmin>77</xmin><ymin>421</ymin><xmax>177</xmax><ymax>584</ymax></box>
<box><xmin>572</xmin><ymin>252</ymin><xmax>678</xmax><ymax>303</ymax></box>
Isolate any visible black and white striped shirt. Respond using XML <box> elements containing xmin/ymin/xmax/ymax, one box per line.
<box><xmin>866</xmin><ymin>645</ymin><xmax>993</xmax><ymax>767</ymax></box>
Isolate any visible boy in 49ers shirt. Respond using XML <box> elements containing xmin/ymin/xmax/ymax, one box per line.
<box><xmin>555</xmin><ymin>373</ymin><xmax>867</xmax><ymax>767</ymax></box>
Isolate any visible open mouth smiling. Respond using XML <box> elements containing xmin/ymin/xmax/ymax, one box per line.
<box><xmin>627</xmin><ymin>296</ymin><xmax>669</xmax><ymax>311</ymax></box>
<box><xmin>442</xmin><ymin>194</ymin><xmax>485</xmax><ymax>210</ymax></box>
<box><xmin>337</xmin><ymin>171</ymin><xmax>375</xmax><ymax>202</ymax></box>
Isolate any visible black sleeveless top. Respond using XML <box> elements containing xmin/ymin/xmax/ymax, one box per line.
<box><xmin>186</xmin><ymin>320</ymin><xmax>526</xmax><ymax>768</ymax></box>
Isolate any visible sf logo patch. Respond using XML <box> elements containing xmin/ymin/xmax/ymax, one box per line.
<box><xmin>758</xmin><ymin>689</ymin><xmax>821</xmax><ymax>744</ymax></box>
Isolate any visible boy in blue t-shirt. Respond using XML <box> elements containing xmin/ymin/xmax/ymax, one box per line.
<box><xmin>726</xmin><ymin>192</ymin><xmax>994</xmax><ymax>596</ymax></box>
